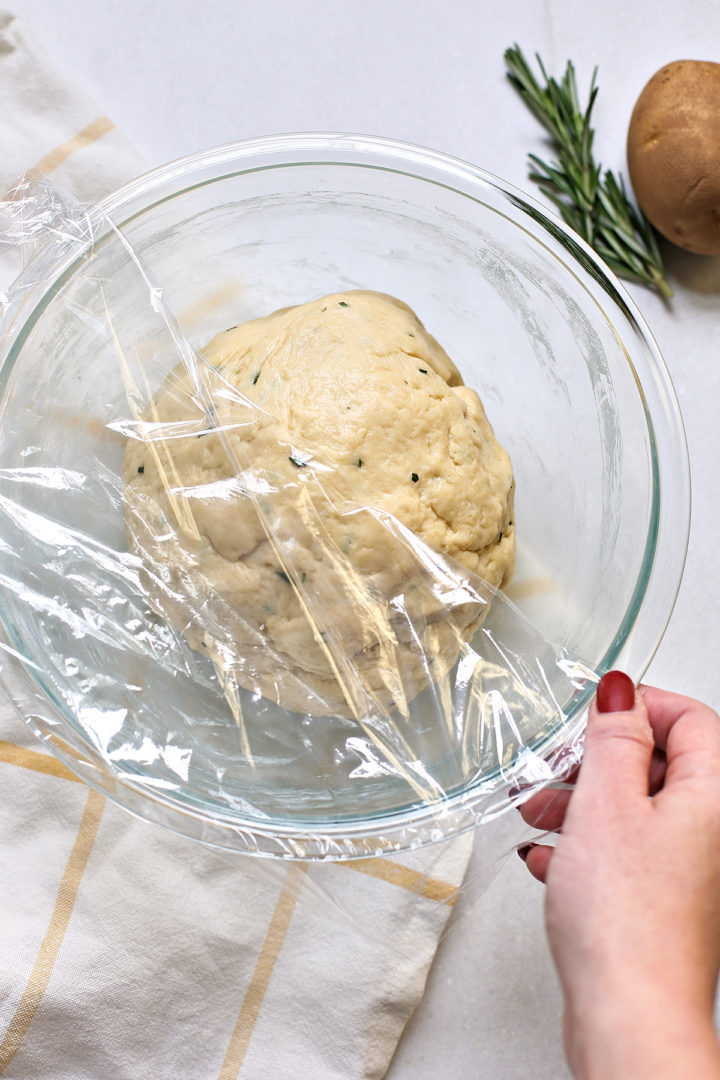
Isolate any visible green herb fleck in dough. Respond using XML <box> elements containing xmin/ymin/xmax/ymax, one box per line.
<box><xmin>197</xmin><ymin>408</ymin><xmax>216</xmax><ymax>437</ymax></box>
<box><xmin>418</xmin><ymin>368</ymin><xmax>428</xmax><ymax>374</ymax></box>
<box><xmin>137</xmin><ymin>465</ymin><xmax>144</xmax><ymax>474</ymax></box>
<box><xmin>338</xmin><ymin>300</ymin><xmax>349</xmax><ymax>307</ymax></box>
<box><xmin>301</xmin><ymin>572</ymin><xmax>307</xmax><ymax>583</ymax></box>
<box><xmin>411</xmin><ymin>473</ymin><xmax>419</xmax><ymax>482</ymax></box>
<box><xmin>408</xmin><ymin>331</ymin><xmax>415</xmax><ymax>338</ymax></box>
<box><xmin>276</xmin><ymin>570</ymin><xmax>293</xmax><ymax>586</ymax></box>
<box><xmin>356</xmin><ymin>458</ymin><xmax>363</xmax><ymax>467</ymax></box>
<box><xmin>289</xmin><ymin>454</ymin><xmax>306</xmax><ymax>468</ymax></box>
<box><xmin>252</xmin><ymin>371</ymin><xmax>261</xmax><ymax>384</ymax></box>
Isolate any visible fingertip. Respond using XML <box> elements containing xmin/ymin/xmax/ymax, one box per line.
<box><xmin>518</xmin><ymin>788</ymin><xmax>572</xmax><ymax>832</ymax></box>
<box><xmin>588</xmin><ymin>671</ymin><xmax>650</xmax><ymax>730</ymax></box>
<box><xmin>517</xmin><ymin>843</ymin><xmax>553</xmax><ymax>883</ymax></box>
<box><xmin>636</xmin><ymin>684</ymin><xmax>720</xmax><ymax>758</ymax></box>
<box><xmin>596</xmin><ymin>670</ymin><xmax>636</xmax><ymax>713</ymax></box>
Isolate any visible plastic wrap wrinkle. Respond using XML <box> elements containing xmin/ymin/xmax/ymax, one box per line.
<box><xmin>0</xmin><ymin>175</ymin><xmax>599</xmax><ymax>859</ymax></box>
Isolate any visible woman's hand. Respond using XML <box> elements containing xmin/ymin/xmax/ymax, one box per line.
<box><xmin>518</xmin><ymin>674</ymin><xmax>720</xmax><ymax>1079</ymax></box>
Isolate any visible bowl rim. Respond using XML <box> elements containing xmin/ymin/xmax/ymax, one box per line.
<box><xmin>0</xmin><ymin>132</ymin><xmax>691</xmax><ymax>859</ymax></box>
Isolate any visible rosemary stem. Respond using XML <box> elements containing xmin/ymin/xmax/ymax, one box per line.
<box><xmin>504</xmin><ymin>44</ymin><xmax>671</xmax><ymax>299</ymax></box>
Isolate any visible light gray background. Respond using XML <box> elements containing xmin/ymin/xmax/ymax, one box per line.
<box><xmin>14</xmin><ymin>1</ymin><xmax>720</xmax><ymax>1076</ymax></box>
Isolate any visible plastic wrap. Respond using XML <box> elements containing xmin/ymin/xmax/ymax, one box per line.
<box><xmin>0</xmin><ymin>175</ymin><xmax>599</xmax><ymax>861</ymax></box>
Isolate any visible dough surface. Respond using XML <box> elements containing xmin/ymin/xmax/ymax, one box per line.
<box><xmin>122</xmin><ymin>291</ymin><xmax>515</xmax><ymax>717</ymax></box>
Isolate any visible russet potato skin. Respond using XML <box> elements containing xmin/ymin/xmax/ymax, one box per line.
<box><xmin>627</xmin><ymin>60</ymin><xmax>720</xmax><ymax>255</ymax></box>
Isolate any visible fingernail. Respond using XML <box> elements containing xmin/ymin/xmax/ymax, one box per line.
<box><xmin>596</xmin><ymin>670</ymin><xmax>635</xmax><ymax>713</ymax></box>
<box><xmin>517</xmin><ymin>844</ymin><xmax>533</xmax><ymax>862</ymax></box>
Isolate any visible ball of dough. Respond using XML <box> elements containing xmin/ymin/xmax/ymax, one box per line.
<box><xmin>627</xmin><ymin>60</ymin><xmax>720</xmax><ymax>255</ymax></box>
<box><xmin>122</xmin><ymin>291</ymin><xmax>515</xmax><ymax>717</ymax></box>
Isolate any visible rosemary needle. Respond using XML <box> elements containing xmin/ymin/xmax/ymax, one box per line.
<box><xmin>504</xmin><ymin>44</ymin><xmax>671</xmax><ymax>299</ymax></box>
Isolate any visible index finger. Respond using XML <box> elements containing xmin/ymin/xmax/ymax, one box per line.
<box><xmin>638</xmin><ymin>684</ymin><xmax>720</xmax><ymax>778</ymax></box>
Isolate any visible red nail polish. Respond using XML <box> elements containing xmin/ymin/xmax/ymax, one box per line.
<box><xmin>596</xmin><ymin>670</ymin><xmax>635</xmax><ymax>713</ymax></box>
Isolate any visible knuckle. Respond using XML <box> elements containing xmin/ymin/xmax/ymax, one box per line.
<box><xmin>589</xmin><ymin>715</ymin><xmax>654</xmax><ymax>749</ymax></box>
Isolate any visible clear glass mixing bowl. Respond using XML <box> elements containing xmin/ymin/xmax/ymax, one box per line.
<box><xmin>0</xmin><ymin>134</ymin><xmax>689</xmax><ymax>857</ymax></box>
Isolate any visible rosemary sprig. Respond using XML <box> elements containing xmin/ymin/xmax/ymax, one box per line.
<box><xmin>504</xmin><ymin>45</ymin><xmax>671</xmax><ymax>299</ymax></box>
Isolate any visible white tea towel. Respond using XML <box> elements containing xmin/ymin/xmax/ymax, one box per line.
<box><xmin>0</xmin><ymin>13</ymin><xmax>473</xmax><ymax>1080</ymax></box>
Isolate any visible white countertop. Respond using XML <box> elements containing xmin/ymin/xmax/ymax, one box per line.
<box><xmin>14</xmin><ymin>1</ymin><xmax>720</xmax><ymax>1075</ymax></box>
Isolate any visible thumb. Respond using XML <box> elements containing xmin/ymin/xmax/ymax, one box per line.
<box><xmin>576</xmin><ymin>671</ymin><xmax>655</xmax><ymax>802</ymax></box>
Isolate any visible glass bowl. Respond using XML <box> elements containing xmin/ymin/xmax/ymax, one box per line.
<box><xmin>0</xmin><ymin>134</ymin><xmax>689</xmax><ymax>858</ymax></box>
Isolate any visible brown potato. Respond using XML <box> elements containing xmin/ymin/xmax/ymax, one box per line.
<box><xmin>627</xmin><ymin>60</ymin><xmax>720</xmax><ymax>255</ymax></box>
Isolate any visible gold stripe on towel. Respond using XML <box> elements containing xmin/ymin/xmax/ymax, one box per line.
<box><xmin>0</xmin><ymin>738</ymin><xmax>82</xmax><ymax>784</ymax></box>
<box><xmin>32</xmin><ymin>115</ymin><xmax>115</xmax><ymax>176</ymax></box>
<box><xmin>0</xmin><ymin>788</ymin><xmax>105</xmax><ymax>1074</ymax></box>
<box><xmin>344</xmin><ymin>857</ymin><xmax>458</xmax><ymax>906</ymax></box>
<box><xmin>0</xmin><ymin>743</ymin><xmax>458</xmax><ymax>906</ymax></box>
<box><xmin>217</xmin><ymin>864</ymin><xmax>308</xmax><ymax>1079</ymax></box>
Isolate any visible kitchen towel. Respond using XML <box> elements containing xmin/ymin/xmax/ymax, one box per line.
<box><xmin>0</xmin><ymin>13</ymin><xmax>473</xmax><ymax>1080</ymax></box>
